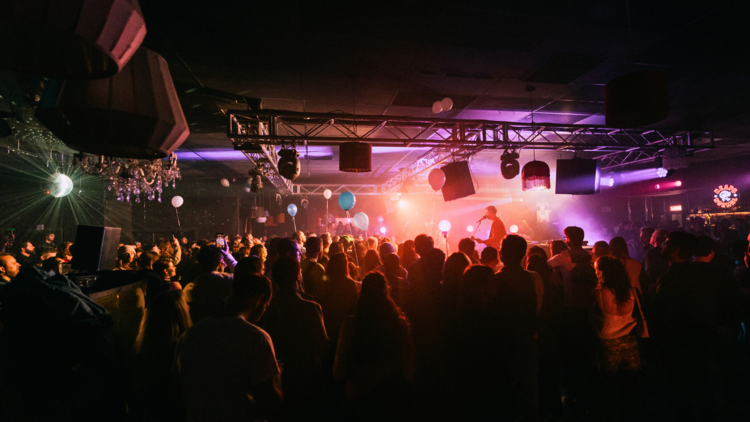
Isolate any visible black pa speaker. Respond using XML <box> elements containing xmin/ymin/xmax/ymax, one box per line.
<box><xmin>555</xmin><ymin>159</ymin><xmax>601</xmax><ymax>195</ymax></box>
<box><xmin>441</xmin><ymin>161</ymin><xmax>476</xmax><ymax>202</ymax></box>
<box><xmin>71</xmin><ymin>225</ymin><xmax>121</xmax><ymax>271</ymax></box>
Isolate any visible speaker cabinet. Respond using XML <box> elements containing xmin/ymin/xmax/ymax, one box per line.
<box><xmin>71</xmin><ymin>226</ymin><xmax>121</xmax><ymax>271</ymax></box>
<box><xmin>441</xmin><ymin>161</ymin><xmax>476</xmax><ymax>202</ymax></box>
<box><xmin>555</xmin><ymin>159</ymin><xmax>601</xmax><ymax>195</ymax></box>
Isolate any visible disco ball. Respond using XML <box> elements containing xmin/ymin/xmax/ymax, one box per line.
<box><xmin>48</xmin><ymin>173</ymin><xmax>73</xmax><ymax>198</ymax></box>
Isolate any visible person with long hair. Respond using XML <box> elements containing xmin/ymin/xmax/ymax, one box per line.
<box><xmin>591</xmin><ymin>256</ymin><xmax>641</xmax><ymax>420</ymax></box>
<box><xmin>609</xmin><ymin>236</ymin><xmax>647</xmax><ymax>294</ymax></box>
<box><xmin>333</xmin><ymin>272</ymin><xmax>415</xmax><ymax>420</ymax></box>
<box><xmin>134</xmin><ymin>290</ymin><xmax>192</xmax><ymax>422</ymax></box>
<box><xmin>399</xmin><ymin>240</ymin><xmax>418</xmax><ymax>270</ymax></box>
<box><xmin>57</xmin><ymin>241</ymin><xmax>73</xmax><ymax>263</ymax></box>
<box><xmin>381</xmin><ymin>253</ymin><xmax>409</xmax><ymax>309</ymax></box>
<box><xmin>435</xmin><ymin>252</ymin><xmax>471</xmax><ymax>323</ymax></box>
<box><xmin>321</xmin><ymin>253</ymin><xmax>360</xmax><ymax>348</ymax></box>
<box><xmin>360</xmin><ymin>250</ymin><xmax>382</xmax><ymax>279</ymax></box>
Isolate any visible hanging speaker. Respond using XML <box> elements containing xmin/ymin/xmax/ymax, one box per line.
<box><xmin>441</xmin><ymin>161</ymin><xmax>475</xmax><ymax>202</ymax></box>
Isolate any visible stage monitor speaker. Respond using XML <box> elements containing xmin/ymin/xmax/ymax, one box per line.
<box><xmin>555</xmin><ymin>159</ymin><xmax>601</xmax><ymax>195</ymax></box>
<box><xmin>441</xmin><ymin>161</ymin><xmax>476</xmax><ymax>202</ymax></box>
<box><xmin>71</xmin><ymin>225</ymin><xmax>121</xmax><ymax>271</ymax></box>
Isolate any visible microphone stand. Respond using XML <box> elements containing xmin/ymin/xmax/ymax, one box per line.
<box><xmin>471</xmin><ymin>219</ymin><xmax>484</xmax><ymax>241</ymax></box>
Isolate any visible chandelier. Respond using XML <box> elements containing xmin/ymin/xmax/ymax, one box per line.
<box><xmin>74</xmin><ymin>153</ymin><xmax>181</xmax><ymax>203</ymax></box>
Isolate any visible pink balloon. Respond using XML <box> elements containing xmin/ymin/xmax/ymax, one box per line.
<box><xmin>428</xmin><ymin>168</ymin><xmax>446</xmax><ymax>191</ymax></box>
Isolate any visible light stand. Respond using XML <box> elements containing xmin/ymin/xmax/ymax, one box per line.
<box><xmin>442</xmin><ymin>231</ymin><xmax>449</xmax><ymax>255</ymax></box>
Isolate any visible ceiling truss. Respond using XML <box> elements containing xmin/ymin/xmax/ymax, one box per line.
<box><xmin>229</xmin><ymin>109</ymin><xmax>713</xmax><ymax>193</ymax></box>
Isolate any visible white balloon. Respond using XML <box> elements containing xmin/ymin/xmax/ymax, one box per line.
<box><xmin>220</xmin><ymin>178</ymin><xmax>230</xmax><ymax>187</ymax></box>
<box><xmin>244</xmin><ymin>186</ymin><xmax>251</xmax><ymax>192</ymax></box>
<box><xmin>441</xmin><ymin>97</ymin><xmax>453</xmax><ymax>112</ymax></box>
<box><xmin>171</xmin><ymin>196</ymin><xmax>184</xmax><ymax>208</ymax></box>
<box><xmin>432</xmin><ymin>101</ymin><xmax>443</xmax><ymax>114</ymax></box>
<box><xmin>323</xmin><ymin>189</ymin><xmax>332</xmax><ymax>199</ymax></box>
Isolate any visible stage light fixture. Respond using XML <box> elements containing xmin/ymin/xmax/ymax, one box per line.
<box><xmin>380</xmin><ymin>227</ymin><xmax>386</xmax><ymax>234</ymax></box>
<box><xmin>675</xmin><ymin>180</ymin><xmax>682</xmax><ymax>187</ymax></box>
<box><xmin>657</xmin><ymin>167</ymin><xmax>668</xmax><ymax>178</ymax></box>
<box><xmin>467</xmin><ymin>225</ymin><xmax>474</xmax><ymax>232</ymax></box>
<box><xmin>439</xmin><ymin>220</ymin><xmax>451</xmax><ymax>232</ymax></box>
<box><xmin>500</xmin><ymin>150</ymin><xmax>520</xmax><ymax>180</ymax></box>
<box><xmin>656</xmin><ymin>184</ymin><xmax>661</xmax><ymax>189</ymax></box>
<box><xmin>248</xmin><ymin>169</ymin><xmax>263</xmax><ymax>192</ymax></box>
<box><xmin>398</xmin><ymin>200</ymin><xmax>407</xmax><ymax>209</ymax></box>
<box><xmin>278</xmin><ymin>148</ymin><xmax>301</xmax><ymax>181</ymax></box>
<box><xmin>509</xmin><ymin>225</ymin><xmax>519</xmax><ymax>234</ymax></box>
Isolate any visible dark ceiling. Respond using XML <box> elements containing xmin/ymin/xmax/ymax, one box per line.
<box><xmin>135</xmin><ymin>0</ymin><xmax>750</xmax><ymax>184</ymax></box>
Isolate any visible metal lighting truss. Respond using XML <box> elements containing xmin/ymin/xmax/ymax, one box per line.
<box><xmin>292</xmin><ymin>183</ymin><xmax>438</xmax><ymax>196</ymax></box>
<box><xmin>230</xmin><ymin>115</ymin><xmax>293</xmax><ymax>195</ymax></box>
<box><xmin>228</xmin><ymin>109</ymin><xmax>713</xmax><ymax>191</ymax></box>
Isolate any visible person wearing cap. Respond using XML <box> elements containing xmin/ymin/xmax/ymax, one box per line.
<box><xmin>114</xmin><ymin>245</ymin><xmax>137</xmax><ymax>271</ymax></box>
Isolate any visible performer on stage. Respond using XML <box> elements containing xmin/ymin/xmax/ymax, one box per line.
<box><xmin>473</xmin><ymin>206</ymin><xmax>507</xmax><ymax>249</ymax></box>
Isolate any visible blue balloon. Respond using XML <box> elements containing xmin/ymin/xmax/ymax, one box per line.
<box><xmin>287</xmin><ymin>203</ymin><xmax>298</xmax><ymax>217</ymax></box>
<box><xmin>338</xmin><ymin>191</ymin><xmax>356</xmax><ymax>211</ymax></box>
<box><xmin>353</xmin><ymin>212</ymin><xmax>369</xmax><ymax>231</ymax></box>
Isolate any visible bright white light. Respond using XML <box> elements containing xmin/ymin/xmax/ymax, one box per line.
<box><xmin>467</xmin><ymin>225</ymin><xmax>474</xmax><ymax>232</ymax></box>
<box><xmin>439</xmin><ymin>220</ymin><xmax>451</xmax><ymax>232</ymax></box>
<box><xmin>510</xmin><ymin>224</ymin><xmax>519</xmax><ymax>233</ymax></box>
<box><xmin>656</xmin><ymin>184</ymin><xmax>661</xmax><ymax>189</ymax></box>
<box><xmin>379</xmin><ymin>227</ymin><xmax>386</xmax><ymax>234</ymax></box>
<box><xmin>657</xmin><ymin>168</ymin><xmax>668</xmax><ymax>178</ymax></box>
<box><xmin>49</xmin><ymin>173</ymin><xmax>73</xmax><ymax>198</ymax></box>
<box><xmin>600</xmin><ymin>177</ymin><xmax>615</xmax><ymax>187</ymax></box>
<box><xmin>398</xmin><ymin>200</ymin><xmax>407</xmax><ymax>208</ymax></box>
<box><xmin>675</xmin><ymin>180</ymin><xmax>682</xmax><ymax>187</ymax></box>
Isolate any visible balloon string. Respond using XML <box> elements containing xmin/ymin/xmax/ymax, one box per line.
<box><xmin>175</xmin><ymin>208</ymin><xmax>183</xmax><ymax>237</ymax></box>
<box><xmin>292</xmin><ymin>216</ymin><xmax>297</xmax><ymax>232</ymax></box>
<box><xmin>346</xmin><ymin>211</ymin><xmax>359</xmax><ymax>267</ymax></box>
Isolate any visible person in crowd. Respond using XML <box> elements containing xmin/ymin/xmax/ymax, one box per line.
<box><xmin>480</xmin><ymin>246</ymin><xmax>499</xmax><ymax>271</ymax></box>
<box><xmin>360</xmin><ymin>250</ymin><xmax>382</xmax><ymax>279</ymax></box>
<box><xmin>114</xmin><ymin>245</ymin><xmax>136</xmax><ymax>271</ymax></box>
<box><xmin>550</xmin><ymin>240</ymin><xmax>569</xmax><ymax>257</ymax></box>
<box><xmin>693</xmin><ymin>235</ymin><xmax>743</xmax><ymax>406</ymax></box>
<box><xmin>381</xmin><ymin>253</ymin><xmax>410</xmax><ymax>309</ymax></box>
<box><xmin>492</xmin><ymin>235</ymin><xmax>543</xmax><ymax>422</ymax></box>
<box><xmin>15</xmin><ymin>241</ymin><xmax>36</xmax><ymax>267</ymax></box>
<box><xmin>259</xmin><ymin>258</ymin><xmax>328</xmax><ymax>420</ymax></box>
<box><xmin>36</xmin><ymin>232</ymin><xmax>55</xmax><ymax>251</ymax></box>
<box><xmin>292</xmin><ymin>231</ymin><xmax>306</xmax><ymax>250</ymax></box>
<box><xmin>435</xmin><ymin>252</ymin><xmax>471</xmax><ymax>324</ymax></box>
<box><xmin>264</xmin><ymin>237</ymin><xmax>282</xmax><ymax>275</ymax></box>
<box><xmin>250</xmin><ymin>244</ymin><xmax>267</xmax><ymax>263</ymax></box>
<box><xmin>375</xmin><ymin>242</ymin><xmax>407</xmax><ymax>278</ymax></box>
<box><xmin>407</xmin><ymin>234</ymin><xmax>433</xmax><ymax>276</ymax></box>
<box><xmin>320</xmin><ymin>232</ymin><xmax>332</xmax><ymax>255</ymax></box>
<box><xmin>174</xmin><ymin>273</ymin><xmax>282</xmax><ymax>422</ymax></box>
<box><xmin>474</xmin><ymin>205</ymin><xmax>507</xmax><ymax>249</ymax></box>
<box><xmin>156</xmin><ymin>236</ymin><xmax>182</xmax><ymax>266</ymax></box>
<box><xmin>458</xmin><ymin>238</ymin><xmax>479</xmax><ymax>264</ymax></box>
<box><xmin>367</xmin><ymin>236</ymin><xmax>378</xmax><ymax>251</ymax></box>
<box><xmin>57</xmin><ymin>241</ymin><xmax>73</xmax><ymax>263</ymax></box>
<box><xmin>233</xmin><ymin>246</ymin><xmax>251</xmax><ymax>261</ymax></box>
<box><xmin>277</xmin><ymin>237</ymin><xmax>303</xmax><ymax>263</ymax></box>
<box><xmin>590</xmin><ymin>256</ymin><xmax>642</xmax><ymax>420</ymax></box>
<box><xmin>592</xmin><ymin>240</ymin><xmax>609</xmax><ymax>261</ymax></box>
<box><xmin>547</xmin><ymin>226</ymin><xmax>599</xmax><ymax>418</ymax></box>
<box><xmin>526</xmin><ymin>253</ymin><xmax>563</xmax><ymax>421</ymax></box>
<box><xmin>609</xmin><ymin>236</ymin><xmax>648</xmax><ymax>294</ymax></box>
<box><xmin>639</xmin><ymin>227</ymin><xmax>655</xmax><ymax>257</ymax></box>
<box><xmin>652</xmin><ymin>231</ymin><xmax>715</xmax><ymax>421</ymax></box>
<box><xmin>336</xmin><ymin>221</ymin><xmax>346</xmax><ymax>237</ymax></box>
<box><xmin>134</xmin><ymin>290</ymin><xmax>192</xmax><ymax>422</ymax></box>
<box><xmin>644</xmin><ymin>228</ymin><xmax>670</xmax><ymax>293</ymax></box>
<box><xmin>186</xmin><ymin>246</ymin><xmax>235</xmax><ymax>324</ymax></box>
<box><xmin>235</xmin><ymin>256</ymin><xmax>265</xmax><ymax>277</ymax></box>
<box><xmin>445</xmin><ymin>265</ymin><xmax>498</xmax><ymax>419</ymax></box>
<box><xmin>138</xmin><ymin>250</ymin><xmax>160</xmax><ymax>272</ymax></box>
<box><xmin>399</xmin><ymin>239</ymin><xmax>419</xmax><ymax>270</ymax></box>
<box><xmin>333</xmin><ymin>272</ymin><xmax>415</xmax><ymax>420</ymax></box>
<box><xmin>301</xmin><ymin>236</ymin><xmax>326</xmax><ymax>301</ymax></box>
<box><xmin>321</xmin><ymin>253</ymin><xmax>359</xmax><ymax>348</ymax></box>
<box><xmin>0</xmin><ymin>252</ymin><xmax>21</xmax><ymax>282</ymax></box>
<box><xmin>153</xmin><ymin>258</ymin><xmax>180</xmax><ymax>289</ymax></box>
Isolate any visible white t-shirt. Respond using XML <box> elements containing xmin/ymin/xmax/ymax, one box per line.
<box><xmin>174</xmin><ymin>316</ymin><xmax>280</xmax><ymax>422</ymax></box>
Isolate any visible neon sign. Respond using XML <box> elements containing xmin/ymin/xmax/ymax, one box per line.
<box><xmin>713</xmin><ymin>184</ymin><xmax>739</xmax><ymax>209</ymax></box>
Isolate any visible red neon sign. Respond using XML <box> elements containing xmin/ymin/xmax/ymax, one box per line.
<box><xmin>714</xmin><ymin>184</ymin><xmax>739</xmax><ymax>209</ymax></box>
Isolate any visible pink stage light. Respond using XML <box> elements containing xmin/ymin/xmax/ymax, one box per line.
<box><xmin>675</xmin><ymin>180</ymin><xmax>682</xmax><ymax>187</ymax></box>
<box><xmin>379</xmin><ymin>227</ymin><xmax>386</xmax><ymax>234</ymax></box>
<box><xmin>509</xmin><ymin>224</ymin><xmax>519</xmax><ymax>233</ymax></box>
<box><xmin>467</xmin><ymin>225</ymin><xmax>474</xmax><ymax>232</ymax></box>
<box><xmin>656</xmin><ymin>184</ymin><xmax>661</xmax><ymax>189</ymax></box>
<box><xmin>398</xmin><ymin>200</ymin><xmax>407</xmax><ymax>208</ymax></box>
